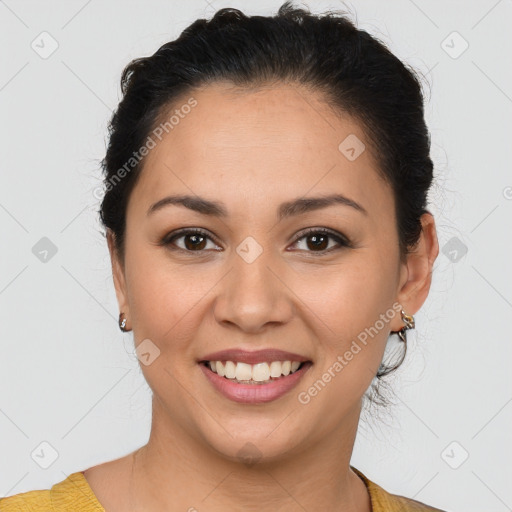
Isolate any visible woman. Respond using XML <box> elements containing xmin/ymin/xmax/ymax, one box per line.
<box><xmin>1</xmin><ymin>2</ymin><xmax>445</xmax><ymax>510</ymax></box>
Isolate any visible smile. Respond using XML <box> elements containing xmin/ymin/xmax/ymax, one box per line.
<box><xmin>199</xmin><ymin>359</ymin><xmax>312</xmax><ymax>404</ymax></box>
<box><xmin>205</xmin><ymin>360</ymin><xmax>303</xmax><ymax>384</ymax></box>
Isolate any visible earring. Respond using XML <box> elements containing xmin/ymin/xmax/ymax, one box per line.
<box><xmin>118</xmin><ymin>312</ymin><xmax>129</xmax><ymax>332</ymax></box>
<box><xmin>392</xmin><ymin>310</ymin><xmax>415</xmax><ymax>343</ymax></box>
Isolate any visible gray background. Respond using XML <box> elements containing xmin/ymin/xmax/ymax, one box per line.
<box><xmin>1</xmin><ymin>1</ymin><xmax>511</xmax><ymax>511</ymax></box>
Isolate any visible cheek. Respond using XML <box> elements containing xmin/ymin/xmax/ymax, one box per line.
<box><xmin>125</xmin><ymin>263</ymin><xmax>207</xmax><ymax>405</ymax></box>
<box><xmin>301</xmin><ymin>256</ymin><xmax>398</xmax><ymax>334</ymax></box>
<box><xmin>293</xmin><ymin>263</ymin><xmax>398</xmax><ymax>415</ymax></box>
<box><xmin>124</xmin><ymin>244</ymin><xmax>223</xmax><ymax>366</ymax></box>
<box><xmin>293</xmin><ymin>252</ymin><xmax>399</xmax><ymax>376</ymax></box>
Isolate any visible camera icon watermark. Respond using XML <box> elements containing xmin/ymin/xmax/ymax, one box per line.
<box><xmin>236</xmin><ymin>442</ymin><xmax>263</xmax><ymax>467</ymax></box>
<box><xmin>442</xmin><ymin>236</ymin><xmax>468</xmax><ymax>263</ymax></box>
<box><xmin>441</xmin><ymin>31</ymin><xmax>469</xmax><ymax>59</ymax></box>
<box><xmin>441</xmin><ymin>441</ymin><xmax>469</xmax><ymax>469</ymax></box>
<box><xmin>236</xmin><ymin>236</ymin><xmax>263</xmax><ymax>264</ymax></box>
<box><xmin>32</xmin><ymin>237</ymin><xmax>58</xmax><ymax>263</ymax></box>
<box><xmin>31</xmin><ymin>31</ymin><xmax>59</xmax><ymax>59</ymax></box>
<box><xmin>31</xmin><ymin>441</ymin><xmax>59</xmax><ymax>469</ymax></box>
<box><xmin>338</xmin><ymin>134</ymin><xmax>366</xmax><ymax>161</ymax></box>
<box><xmin>135</xmin><ymin>338</ymin><xmax>161</xmax><ymax>366</ymax></box>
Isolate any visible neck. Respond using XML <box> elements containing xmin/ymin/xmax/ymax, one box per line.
<box><xmin>128</xmin><ymin>396</ymin><xmax>371</xmax><ymax>512</ymax></box>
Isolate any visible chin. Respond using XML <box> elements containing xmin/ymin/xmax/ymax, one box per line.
<box><xmin>209</xmin><ymin>433</ymin><xmax>305</xmax><ymax>468</ymax></box>
<box><xmin>192</xmin><ymin>411</ymin><xmax>312</xmax><ymax>467</ymax></box>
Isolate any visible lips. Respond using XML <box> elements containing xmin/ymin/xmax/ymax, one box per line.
<box><xmin>198</xmin><ymin>348</ymin><xmax>312</xmax><ymax>403</ymax></box>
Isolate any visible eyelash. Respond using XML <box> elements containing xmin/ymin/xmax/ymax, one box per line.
<box><xmin>160</xmin><ymin>227</ymin><xmax>352</xmax><ymax>256</ymax></box>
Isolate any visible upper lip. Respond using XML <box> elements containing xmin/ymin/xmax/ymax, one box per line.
<box><xmin>199</xmin><ymin>348</ymin><xmax>311</xmax><ymax>365</ymax></box>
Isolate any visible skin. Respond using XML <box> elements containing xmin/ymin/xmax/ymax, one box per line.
<box><xmin>83</xmin><ymin>81</ymin><xmax>439</xmax><ymax>511</ymax></box>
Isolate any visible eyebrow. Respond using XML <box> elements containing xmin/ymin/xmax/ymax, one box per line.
<box><xmin>147</xmin><ymin>193</ymin><xmax>367</xmax><ymax>219</ymax></box>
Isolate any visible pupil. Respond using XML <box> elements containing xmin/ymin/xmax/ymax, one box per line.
<box><xmin>186</xmin><ymin>234</ymin><xmax>206</xmax><ymax>250</ymax></box>
<box><xmin>308</xmin><ymin>234</ymin><xmax>328</xmax><ymax>251</ymax></box>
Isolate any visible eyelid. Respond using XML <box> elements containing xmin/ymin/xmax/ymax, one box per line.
<box><xmin>291</xmin><ymin>226</ymin><xmax>352</xmax><ymax>249</ymax></box>
<box><xmin>161</xmin><ymin>227</ymin><xmax>222</xmax><ymax>250</ymax></box>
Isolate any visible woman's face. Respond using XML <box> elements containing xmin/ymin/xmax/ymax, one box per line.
<box><xmin>110</xmin><ymin>82</ymin><xmax>423</xmax><ymax>462</ymax></box>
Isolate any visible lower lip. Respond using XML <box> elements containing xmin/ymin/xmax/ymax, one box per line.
<box><xmin>199</xmin><ymin>362</ymin><xmax>312</xmax><ymax>404</ymax></box>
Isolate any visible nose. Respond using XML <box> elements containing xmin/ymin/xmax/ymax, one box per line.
<box><xmin>213</xmin><ymin>243</ymin><xmax>295</xmax><ymax>334</ymax></box>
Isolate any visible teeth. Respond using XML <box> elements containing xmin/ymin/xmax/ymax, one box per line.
<box><xmin>235</xmin><ymin>362</ymin><xmax>252</xmax><ymax>381</ymax></box>
<box><xmin>216</xmin><ymin>361</ymin><xmax>225</xmax><ymax>377</ymax></box>
<box><xmin>207</xmin><ymin>360</ymin><xmax>304</xmax><ymax>383</ymax></box>
<box><xmin>224</xmin><ymin>361</ymin><xmax>236</xmax><ymax>379</ymax></box>
<box><xmin>269</xmin><ymin>361</ymin><xmax>282</xmax><ymax>378</ymax></box>
<box><xmin>252</xmin><ymin>363</ymin><xmax>270</xmax><ymax>382</ymax></box>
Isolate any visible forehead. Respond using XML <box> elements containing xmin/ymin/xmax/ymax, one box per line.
<box><xmin>128</xmin><ymin>81</ymin><xmax>390</xmax><ymax>217</ymax></box>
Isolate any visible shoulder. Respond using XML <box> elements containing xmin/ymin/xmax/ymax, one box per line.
<box><xmin>375</xmin><ymin>490</ymin><xmax>449</xmax><ymax>512</ymax></box>
<box><xmin>0</xmin><ymin>488</ymin><xmax>52</xmax><ymax>511</ymax></box>
<box><xmin>351</xmin><ymin>466</ymin><xmax>449</xmax><ymax>512</ymax></box>
<box><xmin>0</xmin><ymin>472</ymin><xmax>104</xmax><ymax>512</ymax></box>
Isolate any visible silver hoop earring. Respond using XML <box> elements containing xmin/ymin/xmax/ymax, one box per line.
<box><xmin>119</xmin><ymin>312</ymin><xmax>129</xmax><ymax>332</ymax></box>
<box><xmin>391</xmin><ymin>310</ymin><xmax>415</xmax><ymax>343</ymax></box>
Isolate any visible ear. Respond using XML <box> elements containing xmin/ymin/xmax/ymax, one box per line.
<box><xmin>390</xmin><ymin>212</ymin><xmax>439</xmax><ymax>330</ymax></box>
<box><xmin>107</xmin><ymin>229</ymin><xmax>130</xmax><ymax>329</ymax></box>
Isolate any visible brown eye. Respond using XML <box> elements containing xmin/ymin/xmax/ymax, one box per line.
<box><xmin>182</xmin><ymin>233</ymin><xmax>207</xmax><ymax>251</ymax></box>
<box><xmin>305</xmin><ymin>233</ymin><xmax>329</xmax><ymax>251</ymax></box>
<box><xmin>290</xmin><ymin>228</ymin><xmax>351</xmax><ymax>254</ymax></box>
<box><xmin>162</xmin><ymin>229</ymin><xmax>220</xmax><ymax>252</ymax></box>
<box><xmin>161</xmin><ymin>227</ymin><xmax>351</xmax><ymax>256</ymax></box>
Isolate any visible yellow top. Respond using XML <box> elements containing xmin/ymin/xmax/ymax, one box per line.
<box><xmin>0</xmin><ymin>466</ymin><xmax>447</xmax><ymax>511</ymax></box>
